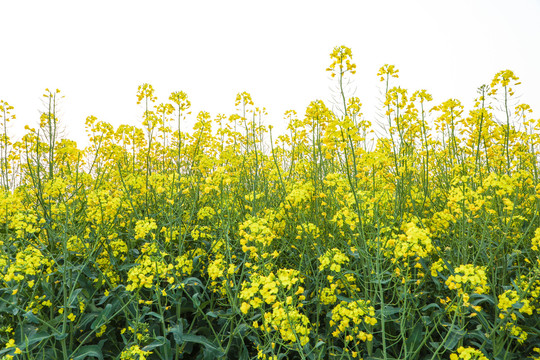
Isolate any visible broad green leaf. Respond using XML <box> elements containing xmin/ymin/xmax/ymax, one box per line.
<box><xmin>71</xmin><ymin>345</ymin><xmax>104</xmax><ymax>360</ymax></box>
<box><xmin>91</xmin><ymin>304</ymin><xmax>113</xmax><ymax>330</ymax></box>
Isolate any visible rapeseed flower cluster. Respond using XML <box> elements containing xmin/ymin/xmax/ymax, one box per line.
<box><xmin>239</xmin><ymin>215</ymin><xmax>276</xmax><ymax>258</ymax></box>
<box><xmin>532</xmin><ymin>227</ymin><xmax>540</xmax><ymax>252</ymax></box>
<box><xmin>240</xmin><ymin>269</ymin><xmax>303</xmax><ymax>314</ymax></box>
<box><xmin>318</xmin><ymin>273</ymin><xmax>359</xmax><ymax>305</ymax></box>
<box><xmin>385</xmin><ymin>221</ymin><xmax>434</xmax><ymax>265</ymax></box>
<box><xmin>449</xmin><ymin>346</ymin><xmax>489</xmax><ymax>360</ymax></box>
<box><xmin>497</xmin><ymin>289</ymin><xmax>533</xmax><ymax>343</ymax></box>
<box><xmin>134</xmin><ymin>218</ymin><xmax>158</xmax><ymax>241</ymax></box>
<box><xmin>329</xmin><ymin>299</ymin><xmax>377</xmax><ymax>357</ymax></box>
<box><xmin>120</xmin><ymin>345</ymin><xmax>152</xmax><ymax>360</ymax></box>
<box><xmin>261</xmin><ymin>304</ymin><xmax>310</xmax><ymax>346</ymax></box>
<box><xmin>318</xmin><ymin>248</ymin><xmax>349</xmax><ymax>272</ymax></box>
<box><xmin>126</xmin><ymin>243</ymin><xmax>171</xmax><ymax>291</ymax></box>
<box><xmin>445</xmin><ymin>264</ymin><xmax>489</xmax><ymax>296</ymax></box>
<box><xmin>3</xmin><ymin>246</ymin><xmax>53</xmax><ymax>283</ymax></box>
<box><xmin>327</xmin><ymin>45</ymin><xmax>356</xmax><ymax>78</ymax></box>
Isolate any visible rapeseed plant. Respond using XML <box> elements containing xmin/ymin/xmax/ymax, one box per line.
<box><xmin>0</xmin><ymin>44</ymin><xmax>539</xmax><ymax>359</ymax></box>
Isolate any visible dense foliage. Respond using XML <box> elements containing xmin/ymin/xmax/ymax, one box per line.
<box><xmin>1</xmin><ymin>46</ymin><xmax>539</xmax><ymax>360</ymax></box>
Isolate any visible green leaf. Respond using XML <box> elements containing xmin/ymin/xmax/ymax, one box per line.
<box><xmin>421</xmin><ymin>303</ymin><xmax>442</xmax><ymax>312</ymax></box>
<box><xmin>169</xmin><ymin>323</ymin><xmax>183</xmax><ymax>343</ymax></box>
<box><xmin>192</xmin><ymin>293</ymin><xmax>202</xmax><ymax>308</ymax></box>
<box><xmin>142</xmin><ymin>337</ymin><xmax>167</xmax><ymax>351</ymax></box>
<box><xmin>68</xmin><ymin>288</ymin><xmax>83</xmax><ymax>307</ymax></box>
<box><xmin>176</xmin><ymin>333</ymin><xmax>225</xmax><ymax>358</ymax></box>
<box><xmin>381</xmin><ymin>305</ymin><xmax>402</xmax><ymax>317</ymax></box>
<box><xmin>405</xmin><ymin>321</ymin><xmax>424</xmax><ymax>357</ymax></box>
<box><xmin>71</xmin><ymin>345</ymin><xmax>104</xmax><ymax>360</ymax></box>
<box><xmin>26</xmin><ymin>330</ymin><xmax>53</xmax><ymax>347</ymax></box>
<box><xmin>91</xmin><ymin>304</ymin><xmax>113</xmax><ymax>330</ymax></box>
<box><xmin>23</xmin><ymin>310</ymin><xmax>40</xmax><ymax>324</ymax></box>
<box><xmin>0</xmin><ymin>348</ymin><xmax>13</xmax><ymax>357</ymax></box>
<box><xmin>54</xmin><ymin>332</ymin><xmax>69</xmax><ymax>341</ymax></box>
<box><xmin>443</xmin><ymin>325</ymin><xmax>466</xmax><ymax>350</ymax></box>
<box><xmin>470</xmin><ymin>293</ymin><xmax>495</xmax><ymax>306</ymax></box>
<box><xmin>145</xmin><ymin>311</ymin><xmax>163</xmax><ymax>321</ymax></box>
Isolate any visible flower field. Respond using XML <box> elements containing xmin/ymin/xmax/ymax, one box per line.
<box><xmin>1</xmin><ymin>46</ymin><xmax>540</xmax><ymax>359</ymax></box>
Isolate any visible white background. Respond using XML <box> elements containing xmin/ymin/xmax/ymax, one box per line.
<box><xmin>1</xmin><ymin>0</ymin><xmax>539</xmax><ymax>146</ymax></box>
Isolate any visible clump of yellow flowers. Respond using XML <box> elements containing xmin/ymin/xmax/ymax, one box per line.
<box><xmin>261</xmin><ymin>304</ymin><xmax>311</xmax><ymax>346</ymax></box>
<box><xmin>120</xmin><ymin>345</ymin><xmax>152</xmax><ymax>360</ymax></box>
<box><xmin>387</xmin><ymin>221</ymin><xmax>434</xmax><ymax>264</ymax></box>
<box><xmin>134</xmin><ymin>217</ymin><xmax>158</xmax><ymax>241</ymax></box>
<box><xmin>445</xmin><ymin>264</ymin><xmax>489</xmax><ymax>313</ymax></box>
<box><xmin>449</xmin><ymin>346</ymin><xmax>489</xmax><ymax>360</ymax></box>
<box><xmin>318</xmin><ymin>248</ymin><xmax>350</xmax><ymax>272</ymax></box>
<box><xmin>445</xmin><ymin>264</ymin><xmax>489</xmax><ymax>296</ymax></box>
<box><xmin>240</xmin><ymin>269</ymin><xmax>304</xmax><ymax>314</ymax></box>
<box><xmin>497</xmin><ymin>289</ymin><xmax>533</xmax><ymax>343</ymax></box>
<box><xmin>326</xmin><ymin>45</ymin><xmax>356</xmax><ymax>78</ymax></box>
<box><xmin>330</xmin><ymin>300</ymin><xmax>377</xmax><ymax>341</ymax></box>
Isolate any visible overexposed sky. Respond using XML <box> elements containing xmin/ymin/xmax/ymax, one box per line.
<box><xmin>1</xmin><ymin>0</ymin><xmax>539</xmax><ymax>146</ymax></box>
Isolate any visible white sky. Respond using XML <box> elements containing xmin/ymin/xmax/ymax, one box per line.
<box><xmin>1</xmin><ymin>0</ymin><xmax>539</xmax><ymax>147</ymax></box>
